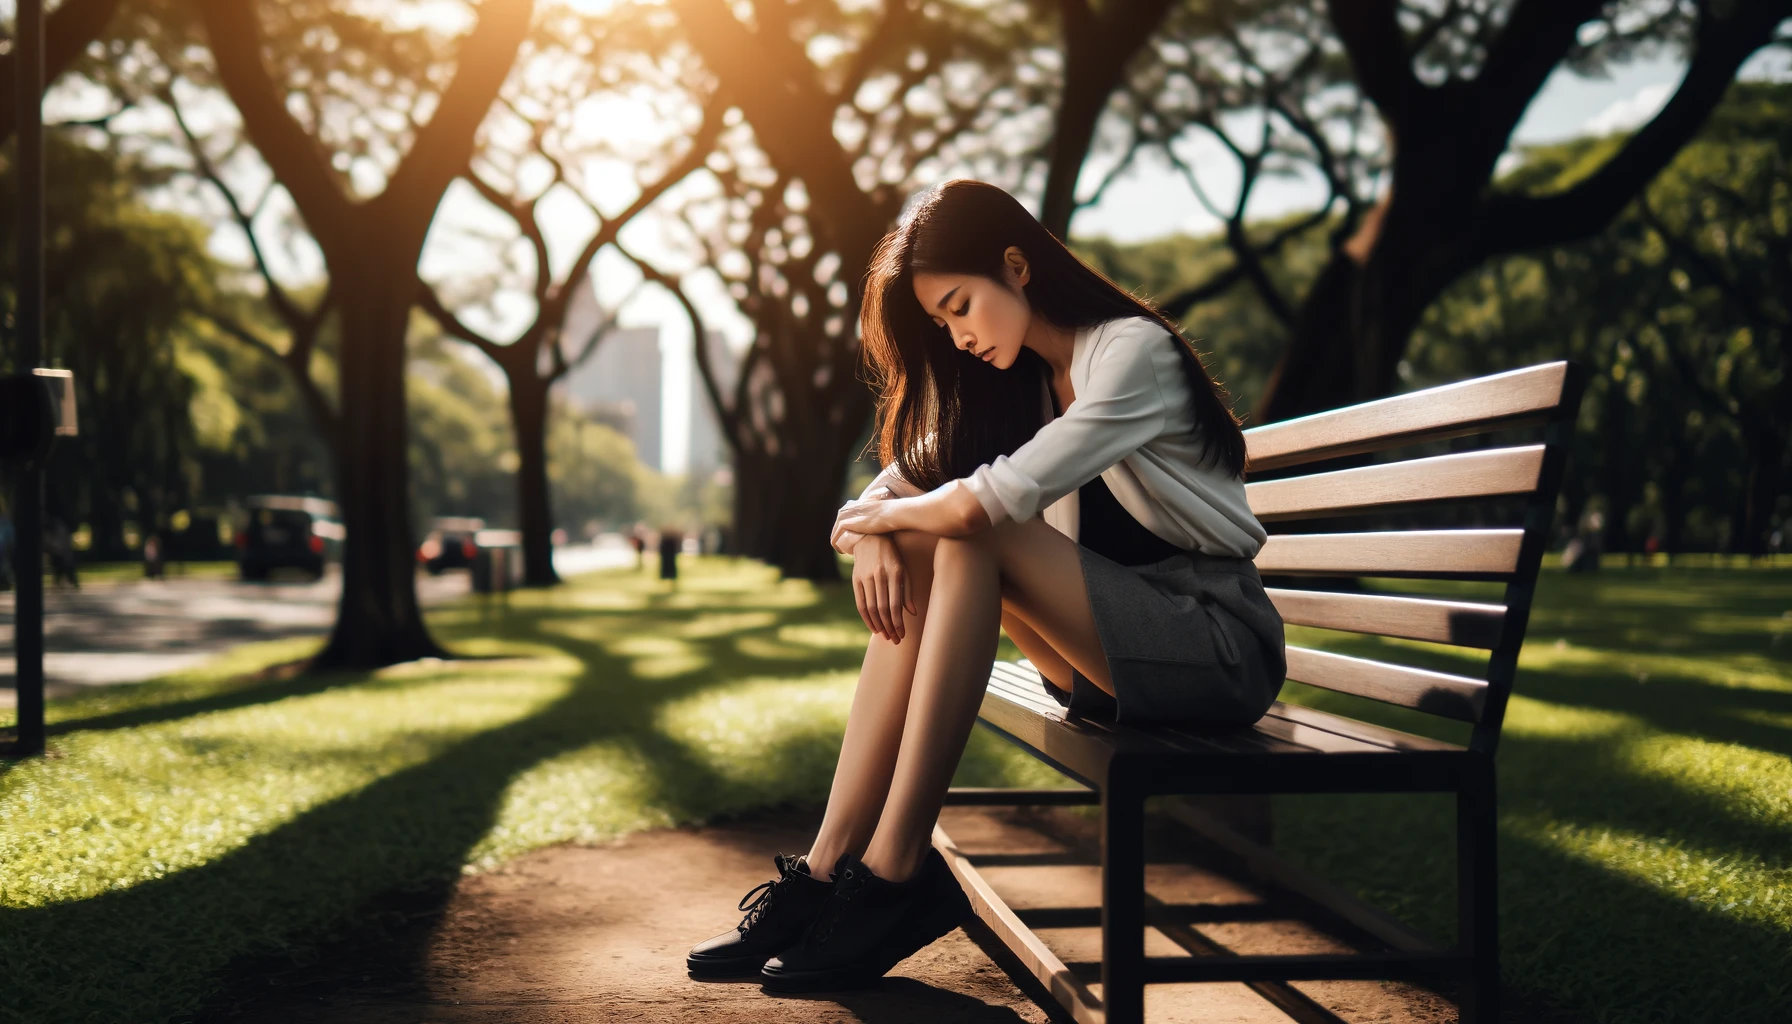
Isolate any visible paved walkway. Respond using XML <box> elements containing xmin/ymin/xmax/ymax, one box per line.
<box><xmin>219</xmin><ymin>805</ymin><xmax>1457</xmax><ymax>1024</ymax></box>
<box><xmin>0</xmin><ymin>543</ymin><xmax>634</xmax><ymax>705</ymax></box>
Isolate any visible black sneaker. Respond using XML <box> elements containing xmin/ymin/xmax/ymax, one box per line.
<box><xmin>687</xmin><ymin>852</ymin><xmax>834</xmax><ymax>977</ymax></box>
<box><xmin>759</xmin><ymin>848</ymin><xmax>972</xmax><ymax>992</ymax></box>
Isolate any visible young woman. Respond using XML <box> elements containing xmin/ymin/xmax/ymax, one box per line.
<box><xmin>687</xmin><ymin>179</ymin><xmax>1285</xmax><ymax>992</ymax></box>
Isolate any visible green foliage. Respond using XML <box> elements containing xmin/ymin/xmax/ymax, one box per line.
<box><xmin>1410</xmin><ymin>81</ymin><xmax>1791</xmax><ymax>555</ymax></box>
<box><xmin>1087</xmin><ymin>83</ymin><xmax>1790</xmax><ymax>556</ymax></box>
<box><xmin>0</xmin><ymin>135</ymin><xmax>223</xmax><ymax>556</ymax></box>
<box><xmin>407</xmin><ymin>326</ymin><xmax>517</xmax><ymax>527</ymax></box>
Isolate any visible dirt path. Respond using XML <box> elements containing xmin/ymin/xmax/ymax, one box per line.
<box><xmin>213</xmin><ymin>805</ymin><xmax>1459</xmax><ymax>1024</ymax></box>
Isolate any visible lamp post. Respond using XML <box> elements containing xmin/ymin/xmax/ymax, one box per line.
<box><xmin>5</xmin><ymin>0</ymin><xmax>46</xmax><ymax>758</ymax></box>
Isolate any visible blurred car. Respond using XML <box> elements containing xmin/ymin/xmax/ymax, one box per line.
<box><xmin>236</xmin><ymin>495</ymin><xmax>341</xmax><ymax>581</ymax></box>
<box><xmin>418</xmin><ymin>516</ymin><xmax>485</xmax><ymax>574</ymax></box>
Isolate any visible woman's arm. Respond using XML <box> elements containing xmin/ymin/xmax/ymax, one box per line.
<box><xmin>960</xmin><ymin>318</ymin><xmax>1175</xmax><ymax>528</ymax></box>
<box><xmin>831</xmin><ymin>478</ymin><xmax>991</xmax><ymax>548</ymax></box>
<box><xmin>834</xmin><ymin>462</ymin><xmax>927</xmax><ymax>554</ymax></box>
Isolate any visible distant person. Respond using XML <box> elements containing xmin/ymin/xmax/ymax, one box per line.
<box><xmin>657</xmin><ymin>527</ymin><xmax>683</xmax><ymax>586</ymax></box>
<box><xmin>629</xmin><ymin>527</ymin><xmax>647</xmax><ymax>570</ymax></box>
<box><xmin>46</xmin><ymin>518</ymin><xmax>79</xmax><ymax>589</ymax></box>
<box><xmin>0</xmin><ymin>512</ymin><xmax>14</xmax><ymax>591</ymax></box>
<box><xmin>142</xmin><ymin>530</ymin><xmax>166</xmax><ymax>580</ymax></box>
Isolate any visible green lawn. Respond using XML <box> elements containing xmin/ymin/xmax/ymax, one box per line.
<box><xmin>1</xmin><ymin>559</ymin><xmax>1787</xmax><ymax>1022</ymax></box>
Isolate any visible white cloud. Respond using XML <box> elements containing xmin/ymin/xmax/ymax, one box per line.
<box><xmin>1583</xmin><ymin>82</ymin><xmax>1673</xmax><ymax>136</ymax></box>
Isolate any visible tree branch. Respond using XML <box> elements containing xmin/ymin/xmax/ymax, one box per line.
<box><xmin>415</xmin><ymin>278</ymin><xmax>507</xmax><ymax>366</ymax></box>
<box><xmin>0</xmin><ymin>0</ymin><xmax>122</xmax><ymax>142</ymax></box>
<box><xmin>161</xmin><ymin>84</ymin><xmax>311</xmax><ymax>333</ymax></box>
<box><xmin>205</xmin><ymin>309</ymin><xmax>340</xmax><ymax>442</ymax></box>
<box><xmin>1326</xmin><ymin>0</ymin><xmax>1418</xmax><ymax>128</ymax></box>
<box><xmin>380</xmin><ymin>0</ymin><xmax>536</xmax><ymax>241</ymax></box>
<box><xmin>195</xmin><ymin>0</ymin><xmax>355</xmax><ymax>249</ymax></box>
<box><xmin>1482</xmin><ymin>0</ymin><xmax>1791</xmax><ymax>257</ymax></box>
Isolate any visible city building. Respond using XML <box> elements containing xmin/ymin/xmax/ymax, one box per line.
<box><xmin>688</xmin><ymin>330</ymin><xmax>739</xmax><ymax>476</ymax></box>
<box><xmin>559</xmin><ymin>287</ymin><xmax>663</xmax><ymax>471</ymax></box>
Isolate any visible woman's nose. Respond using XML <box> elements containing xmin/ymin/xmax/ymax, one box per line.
<box><xmin>955</xmin><ymin>331</ymin><xmax>974</xmax><ymax>351</ymax></box>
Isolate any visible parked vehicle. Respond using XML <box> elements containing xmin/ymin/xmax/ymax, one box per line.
<box><xmin>236</xmin><ymin>495</ymin><xmax>341</xmax><ymax>581</ymax></box>
<box><xmin>418</xmin><ymin>516</ymin><xmax>485</xmax><ymax>574</ymax></box>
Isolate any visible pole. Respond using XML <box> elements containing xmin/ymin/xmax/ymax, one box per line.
<box><xmin>10</xmin><ymin>0</ymin><xmax>47</xmax><ymax>757</ymax></box>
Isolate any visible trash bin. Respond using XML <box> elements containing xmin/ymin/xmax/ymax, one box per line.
<box><xmin>470</xmin><ymin>529</ymin><xmax>524</xmax><ymax>594</ymax></box>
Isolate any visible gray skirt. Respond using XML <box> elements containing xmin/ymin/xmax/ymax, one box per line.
<box><xmin>1042</xmin><ymin>548</ymin><xmax>1287</xmax><ymax>727</ymax></box>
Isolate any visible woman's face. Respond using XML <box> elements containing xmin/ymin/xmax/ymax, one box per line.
<box><xmin>911</xmin><ymin>246</ymin><xmax>1032</xmax><ymax>370</ymax></box>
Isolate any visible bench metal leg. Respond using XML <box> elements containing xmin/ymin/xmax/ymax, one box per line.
<box><xmin>1101</xmin><ymin>784</ymin><xmax>1146</xmax><ymax>1024</ymax></box>
<box><xmin>1458</xmin><ymin>771</ymin><xmax>1499</xmax><ymax>1024</ymax></box>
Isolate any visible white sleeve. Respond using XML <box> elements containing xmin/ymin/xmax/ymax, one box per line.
<box><xmin>959</xmin><ymin>320</ymin><xmax>1171</xmax><ymax>525</ymax></box>
<box><xmin>856</xmin><ymin>461</ymin><xmax>925</xmax><ymax>501</ymax></box>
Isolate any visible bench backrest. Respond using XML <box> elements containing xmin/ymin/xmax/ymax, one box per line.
<box><xmin>1242</xmin><ymin>362</ymin><xmax>1586</xmax><ymax>755</ymax></box>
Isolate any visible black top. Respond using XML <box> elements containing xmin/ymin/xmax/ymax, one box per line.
<box><xmin>1043</xmin><ymin>382</ymin><xmax>1184</xmax><ymax>567</ymax></box>
<box><xmin>1078</xmin><ymin>472</ymin><xmax>1185</xmax><ymax>566</ymax></box>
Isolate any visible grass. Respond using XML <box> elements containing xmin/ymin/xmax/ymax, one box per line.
<box><xmin>14</xmin><ymin>559</ymin><xmax>242</xmax><ymax>586</ymax></box>
<box><xmin>1271</xmin><ymin>567</ymin><xmax>1792</xmax><ymax>1023</ymax></box>
<box><xmin>0</xmin><ymin>558</ymin><xmax>1061</xmax><ymax>1024</ymax></box>
<box><xmin>0</xmin><ymin>558</ymin><xmax>1787</xmax><ymax>1022</ymax></box>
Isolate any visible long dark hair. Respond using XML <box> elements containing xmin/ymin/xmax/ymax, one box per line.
<box><xmin>860</xmin><ymin>179</ymin><xmax>1247</xmax><ymax>492</ymax></box>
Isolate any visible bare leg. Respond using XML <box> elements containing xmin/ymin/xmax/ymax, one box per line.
<box><xmin>861</xmin><ymin>519</ymin><xmax>1110</xmax><ymax>881</ymax></box>
<box><xmin>803</xmin><ymin>530</ymin><xmax>941</xmax><ymax>878</ymax></box>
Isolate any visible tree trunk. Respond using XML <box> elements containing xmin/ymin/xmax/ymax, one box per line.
<box><xmin>510</xmin><ymin>374</ymin><xmax>560</xmax><ymax>587</ymax></box>
<box><xmin>731</xmin><ymin>442</ymin><xmax>854</xmax><ymax>581</ymax></box>
<box><xmin>313</xmin><ymin>268</ymin><xmax>444</xmax><ymax>669</ymax></box>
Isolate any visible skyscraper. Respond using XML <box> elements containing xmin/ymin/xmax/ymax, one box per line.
<box><xmin>559</xmin><ymin>284</ymin><xmax>664</xmax><ymax>471</ymax></box>
<box><xmin>688</xmin><ymin>330</ymin><xmax>739</xmax><ymax>476</ymax></box>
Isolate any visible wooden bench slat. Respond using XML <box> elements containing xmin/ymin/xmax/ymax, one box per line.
<box><xmin>1255</xmin><ymin>529</ymin><xmax>1525</xmax><ymax>578</ymax></box>
<box><xmin>1262</xmin><ymin>701</ymin><xmax>1465</xmax><ymax>754</ymax></box>
<box><xmin>1284</xmin><ymin>646</ymin><xmax>1487</xmax><ymax>722</ymax></box>
<box><xmin>1244</xmin><ymin>361</ymin><xmax>1571</xmax><ymax>472</ymax></box>
<box><xmin>1246</xmin><ymin>445</ymin><xmax>1547</xmax><ymax>522</ymax></box>
<box><xmin>987</xmin><ymin>663</ymin><xmax>1416</xmax><ymax>758</ymax></box>
<box><xmin>1265</xmin><ymin>588</ymin><xmax>1508</xmax><ymax>648</ymax></box>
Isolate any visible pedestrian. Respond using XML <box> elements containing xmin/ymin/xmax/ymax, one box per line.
<box><xmin>657</xmin><ymin>526</ymin><xmax>682</xmax><ymax>586</ymax></box>
<box><xmin>46</xmin><ymin>517</ymin><xmax>79</xmax><ymax>589</ymax></box>
<box><xmin>0</xmin><ymin>510</ymin><xmax>14</xmax><ymax>591</ymax></box>
<box><xmin>143</xmin><ymin>530</ymin><xmax>166</xmax><ymax>580</ymax></box>
<box><xmin>686</xmin><ymin>180</ymin><xmax>1284</xmax><ymax>991</ymax></box>
<box><xmin>629</xmin><ymin>526</ymin><xmax>647</xmax><ymax>571</ymax></box>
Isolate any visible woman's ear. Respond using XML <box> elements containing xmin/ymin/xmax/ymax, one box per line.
<box><xmin>1003</xmin><ymin>246</ymin><xmax>1030</xmax><ymax>288</ymax></box>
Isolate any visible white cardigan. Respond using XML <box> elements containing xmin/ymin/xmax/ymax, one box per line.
<box><xmin>854</xmin><ymin>316</ymin><xmax>1267</xmax><ymax>559</ymax></box>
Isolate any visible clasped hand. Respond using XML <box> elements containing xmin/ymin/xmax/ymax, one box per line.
<box><xmin>833</xmin><ymin>489</ymin><xmax>916</xmax><ymax>644</ymax></box>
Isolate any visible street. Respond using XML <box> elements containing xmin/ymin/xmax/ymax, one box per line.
<box><xmin>0</xmin><ymin>541</ymin><xmax>636</xmax><ymax>706</ymax></box>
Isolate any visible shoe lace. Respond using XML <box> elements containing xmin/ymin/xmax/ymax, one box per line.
<box><xmin>810</xmin><ymin>863</ymin><xmax>869</xmax><ymax>949</ymax></box>
<box><xmin>737</xmin><ymin>853</ymin><xmax>802</xmax><ymax>933</ymax></box>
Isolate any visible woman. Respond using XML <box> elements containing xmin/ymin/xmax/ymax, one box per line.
<box><xmin>687</xmin><ymin>179</ymin><xmax>1285</xmax><ymax>992</ymax></box>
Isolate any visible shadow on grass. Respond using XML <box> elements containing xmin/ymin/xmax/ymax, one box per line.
<box><xmin>1273</xmin><ymin>568</ymin><xmax>1792</xmax><ymax>1022</ymax></box>
<box><xmin>0</xmin><ymin>567</ymin><xmax>1038</xmax><ymax>1024</ymax></box>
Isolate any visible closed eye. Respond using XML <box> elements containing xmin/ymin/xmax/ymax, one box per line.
<box><xmin>953</xmin><ymin>300</ymin><xmax>970</xmax><ymax>317</ymax></box>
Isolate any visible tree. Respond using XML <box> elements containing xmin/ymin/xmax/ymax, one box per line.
<box><xmin>182</xmin><ymin>0</ymin><xmax>534</xmax><ymax>667</ymax></box>
<box><xmin>647</xmin><ymin>0</ymin><xmax>1190</xmax><ymax>578</ymax></box>
<box><xmin>1402</xmin><ymin>83</ymin><xmax>1791</xmax><ymax>557</ymax></box>
<box><xmin>1254</xmin><ymin>0</ymin><xmax>1791</xmax><ymax>422</ymax></box>
<box><xmin>417</xmin><ymin>6</ymin><xmax>721</xmax><ymax>587</ymax></box>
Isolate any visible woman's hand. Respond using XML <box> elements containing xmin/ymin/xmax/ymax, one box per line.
<box><xmin>831</xmin><ymin>480</ymin><xmax>991</xmax><ymax>549</ymax></box>
<box><xmin>851</xmin><ymin>533</ymin><xmax>916</xmax><ymax>643</ymax></box>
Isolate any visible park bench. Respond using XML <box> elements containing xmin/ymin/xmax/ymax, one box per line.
<box><xmin>934</xmin><ymin>360</ymin><xmax>1587</xmax><ymax>1024</ymax></box>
